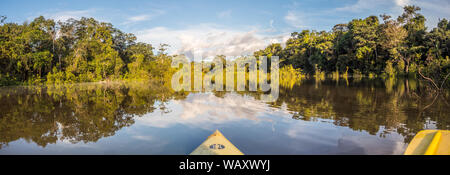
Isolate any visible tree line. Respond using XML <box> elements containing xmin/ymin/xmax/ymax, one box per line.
<box><xmin>0</xmin><ymin>16</ymin><xmax>174</xmax><ymax>85</ymax></box>
<box><xmin>0</xmin><ymin>5</ymin><xmax>449</xmax><ymax>86</ymax></box>
<box><xmin>254</xmin><ymin>6</ymin><xmax>449</xmax><ymax>84</ymax></box>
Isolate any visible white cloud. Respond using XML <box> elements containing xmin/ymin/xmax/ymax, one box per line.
<box><xmin>44</xmin><ymin>9</ymin><xmax>94</xmax><ymax>22</ymax></box>
<box><xmin>124</xmin><ymin>10</ymin><xmax>165</xmax><ymax>24</ymax></box>
<box><xmin>135</xmin><ymin>93</ymin><xmax>287</xmax><ymax>129</ymax></box>
<box><xmin>217</xmin><ymin>10</ymin><xmax>232</xmax><ymax>19</ymax></box>
<box><xmin>413</xmin><ymin>0</ymin><xmax>450</xmax><ymax>28</ymax></box>
<box><xmin>284</xmin><ymin>10</ymin><xmax>306</xmax><ymax>28</ymax></box>
<box><xmin>335</xmin><ymin>0</ymin><xmax>395</xmax><ymax>12</ymax></box>
<box><xmin>263</xmin><ymin>19</ymin><xmax>277</xmax><ymax>33</ymax></box>
<box><xmin>415</xmin><ymin>0</ymin><xmax>450</xmax><ymax>15</ymax></box>
<box><xmin>335</xmin><ymin>134</ymin><xmax>407</xmax><ymax>154</ymax></box>
<box><xmin>128</xmin><ymin>15</ymin><xmax>151</xmax><ymax>22</ymax></box>
<box><xmin>135</xmin><ymin>23</ymin><xmax>289</xmax><ymax>57</ymax></box>
<box><xmin>395</xmin><ymin>0</ymin><xmax>411</xmax><ymax>7</ymax></box>
<box><xmin>132</xmin><ymin>135</ymin><xmax>154</xmax><ymax>141</ymax></box>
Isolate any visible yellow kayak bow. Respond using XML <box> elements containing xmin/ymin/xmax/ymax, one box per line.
<box><xmin>404</xmin><ymin>130</ymin><xmax>450</xmax><ymax>155</ymax></box>
<box><xmin>190</xmin><ymin>130</ymin><xmax>244</xmax><ymax>155</ymax></box>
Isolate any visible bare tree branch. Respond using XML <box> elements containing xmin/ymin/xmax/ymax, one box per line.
<box><xmin>439</xmin><ymin>72</ymin><xmax>450</xmax><ymax>90</ymax></box>
<box><xmin>418</xmin><ymin>68</ymin><xmax>439</xmax><ymax>90</ymax></box>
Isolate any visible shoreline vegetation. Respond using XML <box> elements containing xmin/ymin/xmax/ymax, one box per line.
<box><xmin>0</xmin><ymin>5</ymin><xmax>449</xmax><ymax>88</ymax></box>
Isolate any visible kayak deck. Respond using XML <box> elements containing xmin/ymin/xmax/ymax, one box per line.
<box><xmin>404</xmin><ymin>130</ymin><xmax>450</xmax><ymax>155</ymax></box>
<box><xmin>190</xmin><ymin>130</ymin><xmax>244</xmax><ymax>155</ymax></box>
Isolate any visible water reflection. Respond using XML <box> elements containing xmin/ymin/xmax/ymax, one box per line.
<box><xmin>275</xmin><ymin>78</ymin><xmax>450</xmax><ymax>143</ymax></box>
<box><xmin>0</xmin><ymin>82</ymin><xmax>188</xmax><ymax>149</ymax></box>
<box><xmin>0</xmin><ymin>78</ymin><xmax>448</xmax><ymax>154</ymax></box>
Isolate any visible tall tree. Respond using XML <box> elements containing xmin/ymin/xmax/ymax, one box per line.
<box><xmin>397</xmin><ymin>5</ymin><xmax>427</xmax><ymax>74</ymax></box>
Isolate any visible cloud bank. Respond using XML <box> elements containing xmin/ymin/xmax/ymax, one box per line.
<box><xmin>135</xmin><ymin>24</ymin><xmax>290</xmax><ymax>57</ymax></box>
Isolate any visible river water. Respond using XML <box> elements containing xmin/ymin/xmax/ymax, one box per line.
<box><xmin>0</xmin><ymin>78</ymin><xmax>448</xmax><ymax>154</ymax></box>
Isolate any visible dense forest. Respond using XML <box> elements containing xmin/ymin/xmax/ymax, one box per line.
<box><xmin>0</xmin><ymin>5</ymin><xmax>449</xmax><ymax>86</ymax></box>
<box><xmin>0</xmin><ymin>15</ymin><xmax>174</xmax><ymax>86</ymax></box>
<box><xmin>255</xmin><ymin>6</ymin><xmax>449</xmax><ymax>84</ymax></box>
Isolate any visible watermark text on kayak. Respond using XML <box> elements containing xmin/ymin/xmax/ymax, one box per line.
<box><xmin>179</xmin><ymin>159</ymin><xmax>270</xmax><ymax>172</ymax></box>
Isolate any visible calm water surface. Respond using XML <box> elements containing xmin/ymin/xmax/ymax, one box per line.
<box><xmin>0</xmin><ymin>78</ymin><xmax>448</xmax><ymax>154</ymax></box>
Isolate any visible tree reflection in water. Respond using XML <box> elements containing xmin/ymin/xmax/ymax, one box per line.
<box><xmin>0</xmin><ymin>82</ymin><xmax>188</xmax><ymax>148</ymax></box>
<box><xmin>0</xmin><ymin>77</ymin><xmax>448</xmax><ymax>150</ymax></box>
<box><xmin>271</xmin><ymin>77</ymin><xmax>450</xmax><ymax>143</ymax></box>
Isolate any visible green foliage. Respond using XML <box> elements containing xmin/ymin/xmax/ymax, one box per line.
<box><xmin>384</xmin><ymin>60</ymin><xmax>396</xmax><ymax>77</ymax></box>
<box><xmin>1</xmin><ymin>5</ymin><xmax>449</xmax><ymax>87</ymax></box>
<box><xmin>279</xmin><ymin>65</ymin><xmax>304</xmax><ymax>88</ymax></box>
<box><xmin>254</xmin><ymin>5</ymin><xmax>449</xmax><ymax>82</ymax></box>
<box><xmin>420</xmin><ymin>57</ymin><xmax>450</xmax><ymax>88</ymax></box>
<box><xmin>0</xmin><ymin>16</ymin><xmax>172</xmax><ymax>86</ymax></box>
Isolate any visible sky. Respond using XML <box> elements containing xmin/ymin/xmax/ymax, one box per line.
<box><xmin>1</xmin><ymin>0</ymin><xmax>449</xmax><ymax>57</ymax></box>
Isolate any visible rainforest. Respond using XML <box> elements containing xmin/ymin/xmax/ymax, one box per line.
<box><xmin>0</xmin><ymin>4</ymin><xmax>449</xmax><ymax>155</ymax></box>
<box><xmin>0</xmin><ymin>6</ymin><xmax>448</xmax><ymax>87</ymax></box>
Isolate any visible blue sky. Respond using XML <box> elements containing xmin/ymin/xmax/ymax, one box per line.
<box><xmin>1</xmin><ymin>0</ymin><xmax>449</xmax><ymax>56</ymax></box>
